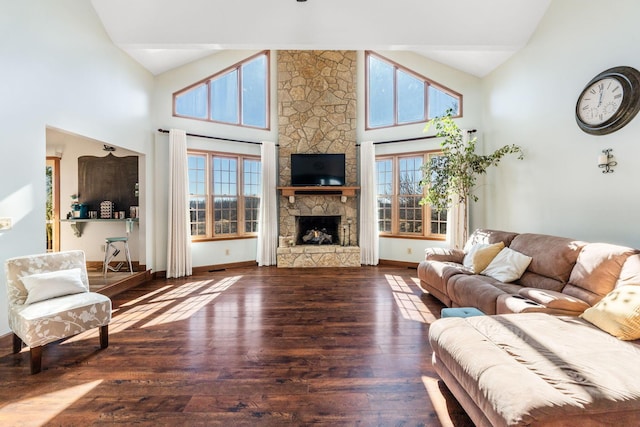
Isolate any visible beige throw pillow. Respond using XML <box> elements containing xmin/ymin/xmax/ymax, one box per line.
<box><xmin>463</xmin><ymin>242</ymin><xmax>505</xmax><ymax>273</ymax></box>
<box><xmin>21</xmin><ymin>268</ymin><xmax>87</xmax><ymax>305</ymax></box>
<box><xmin>580</xmin><ymin>285</ymin><xmax>640</xmax><ymax>340</ymax></box>
<box><xmin>481</xmin><ymin>247</ymin><xmax>532</xmax><ymax>282</ymax></box>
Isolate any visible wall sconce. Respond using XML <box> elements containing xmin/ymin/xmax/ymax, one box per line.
<box><xmin>598</xmin><ymin>148</ymin><xmax>617</xmax><ymax>173</ymax></box>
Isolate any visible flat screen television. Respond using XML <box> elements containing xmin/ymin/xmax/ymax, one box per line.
<box><xmin>291</xmin><ymin>153</ymin><xmax>346</xmax><ymax>186</ymax></box>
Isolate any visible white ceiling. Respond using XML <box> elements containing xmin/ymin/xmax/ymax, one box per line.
<box><xmin>91</xmin><ymin>0</ymin><xmax>551</xmax><ymax>77</ymax></box>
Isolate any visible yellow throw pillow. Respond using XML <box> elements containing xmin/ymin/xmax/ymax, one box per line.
<box><xmin>580</xmin><ymin>285</ymin><xmax>640</xmax><ymax>340</ymax></box>
<box><xmin>463</xmin><ymin>242</ymin><xmax>505</xmax><ymax>273</ymax></box>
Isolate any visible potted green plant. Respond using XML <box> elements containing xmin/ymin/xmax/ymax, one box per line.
<box><xmin>419</xmin><ymin>111</ymin><xmax>523</xmax><ymax>244</ymax></box>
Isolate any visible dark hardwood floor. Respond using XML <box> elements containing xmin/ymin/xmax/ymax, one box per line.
<box><xmin>0</xmin><ymin>266</ymin><xmax>473</xmax><ymax>426</ymax></box>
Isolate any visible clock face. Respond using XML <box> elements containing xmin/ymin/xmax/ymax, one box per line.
<box><xmin>577</xmin><ymin>77</ymin><xmax>624</xmax><ymax>125</ymax></box>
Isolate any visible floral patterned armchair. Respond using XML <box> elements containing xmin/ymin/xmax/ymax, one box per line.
<box><xmin>4</xmin><ymin>250</ymin><xmax>111</xmax><ymax>374</ymax></box>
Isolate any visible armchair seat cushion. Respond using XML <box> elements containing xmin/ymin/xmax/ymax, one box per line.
<box><xmin>9</xmin><ymin>292</ymin><xmax>111</xmax><ymax>349</ymax></box>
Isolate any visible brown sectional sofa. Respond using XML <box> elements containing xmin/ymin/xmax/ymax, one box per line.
<box><xmin>421</xmin><ymin>229</ymin><xmax>640</xmax><ymax>426</ymax></box>
<box><xmin>417</xmin><ymin>228</ymin><xmax>638</xmax><ymax>315</ymax></box>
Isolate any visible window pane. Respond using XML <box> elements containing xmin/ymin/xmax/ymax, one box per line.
<box><xmin>241</xmin><ymin>55</ymin><xmax>267</xmax><ymax>128</ymax></box>
<box><xmin>399</xmin><ymin>195</ymin><xmax>422</xmax><ymax>234</ymax></box>
<box><xmin>188</xmin><ymin>155</ymin><xmax>206</xmax><ymax>195</ymax></box>
<box><xmin>213</xmin><ymin>157</ymin><xmax>237</xmax><ymax>195</ymax></box>
<box><xmin>397</xmin><ymin>70</ymin><xmax>425</xmax><ymax>123</ymax></box>
<box><xmin>214</xmin><ymin>196</ymin><xmax>238</xmax><ymax>235</ymax></box>
<box><xmin>376</xmin><ymin>159</ymin><xmax>393</xmax><ymax>195</ymax></box>
<box><xmin>398</xmin><ymin>156</ymin><xmax>423</xmax><ymax>195</ymax></box>
<box><xmin>211</xmin><ymin>70</ymin><xmax>239</xmax><ymax>123</ymax></box>
<box><xmin>243</xmin><ymin>159</ymin><xmax>261</xmax><ymax>234</ymax></box>
<box><xmin>377</xmin><ymin>196</ymin><xmax>392</xmax><ymax>232</ymax></box>
<box><xmin>244</xmin><ymin>196</ymin><xmax>260</xmax><ymax>233</ymax></box>
<box><xmin>176</xmin><ymin>84</ymin><xmax>208</xmax><ymax>119</ymax></box>
<box><xmin>368</xmin><ymin>56</ymin><xmax>394</xmax><ymax>128</ymax></box>
<box><xmin>429</xmin><ymin>85</ymin><xmax>460</xmax><ymax>118</ymax></box>
<box><xmin>190</xmin><ymin>197</ymin><xmax>206</xmax><ymax>236</ymax></box>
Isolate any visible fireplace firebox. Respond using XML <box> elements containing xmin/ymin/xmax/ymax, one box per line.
<box><xmin>296</xmin><ymin>215</ymin><xmax>341</xmax><ymax>245</ymax></box>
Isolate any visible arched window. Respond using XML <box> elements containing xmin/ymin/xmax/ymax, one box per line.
<box><xmin>366</xmin><ymin>51</ymin><xmax>462</xmax><ymax>129</ymax></box>
<box><xmin>174</xmin><ymin>51</ymin><xmax>269</xmax><ymax>129</ymax></box>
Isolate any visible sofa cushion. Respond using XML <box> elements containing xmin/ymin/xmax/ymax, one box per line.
<box><xmin>463</xmin><ymin>242</ymin><xmax>504</xmax><ymax>273</ymax></box>
<box><xmin>617</xmin><ymin>254</ymin><xmax>640</xmax><ymax>288</ymax></box>
<box><xmin>481</xmin><ymin>247</ymin><xmax>532</xmax><ymax>282</ymax></box>
<box><xmin>464</xmin><ymin>229</ymin><xmax>519</xmax><ymax>251</ymax></box>
<box><xmin>424</xmin><ymin>247</ymin><xmax>465</xmax><ymax>263</ymax></box>
<box><xmin>565</xmin><ymin>242</ymin><xmax>638</xmax><ymax>306</ymax></box>
<box><xmin>581</xmin><ymin>285</ymin><xmax>640</xmax><ymax>340</ymax></box>
<box><xmin>518</xmin><ymin>288</ymin><xmax>591</xmax><ymax>312</ymax></box>
<box><xmin>446</xmin><ymin>274</ymin><xmax>523</xmax><ymax>315</ymax></box>
<box><xmin>508</xmin><ymin>233</ymin><xmax>585</xmax><ymax>283</ymax></box>
<box><xmin>417</xmin><ymin>260</ymin><xmax>469</xmax><ymax>305</ymax></box>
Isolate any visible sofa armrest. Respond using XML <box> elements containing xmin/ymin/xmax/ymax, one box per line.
<box><xmin>424</xmin><ymin>247</ymin><xmax>465</xmax><ymax>264</ymax></box>
<box><xmin>518</xmin><ymin>288</ymin><xmax>591</xmax><ymax>313</ymax></box>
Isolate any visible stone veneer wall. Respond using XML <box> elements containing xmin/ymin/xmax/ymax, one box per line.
<box><xmin>277</xmin><ymin>50</ymin><xmax>359</xmax><ymax>267</ymax></box>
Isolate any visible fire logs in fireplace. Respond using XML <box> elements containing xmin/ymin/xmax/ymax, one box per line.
<box><xmin>302</xmin><ymin>228</ymin><xmax>333</xmax><ymax>245</ymax></box>
<box><xmin>296</xmin><ymin>215</ymin><xmax>340</xmax><ymax>245</ymax></box>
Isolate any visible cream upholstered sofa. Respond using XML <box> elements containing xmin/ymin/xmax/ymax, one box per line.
<box><xmin>429</xmin><ymin>312</ymin><xmax>640</xmax><ymax>426</ymax></box>
<box><xmin>417</xmin><ymin>228</ymin><xmax>639</xmax><ymax>316</ymax></box>
<box><xmin>5</xmin><ymin>250</ymin><xmax>111</xmax><ymax>373</ymax></box>
<box><xmin>422</xmin><ymin>229</ymin><xmax>640</xmax><ymax>425</ymax></box>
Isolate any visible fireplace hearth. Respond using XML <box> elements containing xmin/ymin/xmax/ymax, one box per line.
<box><xmin>296</xmin><ymin>215</ymin><xmax>340</xmax><ymax>245</ymax></box>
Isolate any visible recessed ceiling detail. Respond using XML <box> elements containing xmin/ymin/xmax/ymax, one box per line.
<box><xmin>91</xmin><ymin>0</ymin><xmax>550</xmax><ymax>76</ymax></box>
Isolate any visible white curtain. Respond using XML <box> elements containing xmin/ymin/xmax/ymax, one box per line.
<box><xmin>446</xmin><ymin>193</ymin><xmax>467</xmax><ymax>250</ymax></box>
<box><xmin>359</xmin><ymin>141</ymin><xmax>379</xmax><ymax>265</ymax></box>
<box><xmin>257</xmin><ymin>141</ymin><xmax>278</xmax><ymax>266</ymax></box>
<box><xmin>166</xmin><ymin>129</ymin><xmax>192</xmax><ymax>278</ymax></box>
<box><xmin>446</xmin><ymin>130</ymin><xmax>471</xmax><ymax>249</ymax></box>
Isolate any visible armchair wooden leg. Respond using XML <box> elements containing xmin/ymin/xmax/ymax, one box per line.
<box><xmin>30</xmin><ymin>346</ymin><xmax>43</xmax><ymax>374</ymax></box>
<box><xmin>12</xmin><ymin>334</ymin><xmax>23</xmax><ymax>354</ymax></box>
<box><xmin>99</xmin><ymin>325</ymin><xmax>109</xmax><ymax>349</ymax></box>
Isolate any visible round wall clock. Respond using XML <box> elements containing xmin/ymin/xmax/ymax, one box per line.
<box><xmin>575</xmin><ymin>66</ymin><xmax>640</xmax><ymax>135</ymax></box>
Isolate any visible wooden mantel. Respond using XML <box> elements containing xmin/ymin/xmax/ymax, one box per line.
<box><xmin>277</xmin><ymin>186</ymin><xmax>359</xmax><ymax>197</ymax></box>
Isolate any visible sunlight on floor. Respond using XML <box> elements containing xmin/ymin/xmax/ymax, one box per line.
<box><xmin>141</xmin><ymin>293</ymin><xmax>220</xmax><ymax>327</ymax></box>
<box><xmin>64</xmin><ymin>275</ymin><xmax>243</xmax><ymax>342</ymax></box>
<box><xmin>422</xmin><ymin>375</ymin><xmax>454</xmax><ymax>427</ymax></box>
<box><xmin>385</xmin><ymin>274</ymin><xmax>438</xmax><ymax>324</ymax></box>
<box><xmin>0</xmin><ymin>380</ymin><xmax>102</xmax><ymax>427</ymax></box>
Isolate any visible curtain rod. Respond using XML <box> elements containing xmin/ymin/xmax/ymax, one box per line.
<box><xmin>367</xmin><ymin>129</ymin><xmax>477</xmax><ymax>146</ymax></box>
<box><xmin>157</xmin><ymin>129</ymin><xmax>265</xmax><ymax>145</ymax></box>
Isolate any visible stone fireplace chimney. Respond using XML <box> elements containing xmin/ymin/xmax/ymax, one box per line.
<box><xmin>276</xmin><ymin>50</ymin><xmax>360</xmax><ymax>267</ymax></box>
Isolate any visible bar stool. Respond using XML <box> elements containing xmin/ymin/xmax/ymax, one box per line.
<box><xmin>103</xmin><ymin>236</ymin><xmax>133</xmax><ymax>277</ymax></box>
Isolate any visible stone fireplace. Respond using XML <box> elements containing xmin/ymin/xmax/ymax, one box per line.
<box><xmin>276</xmin><ymin>50</ymin><xmax>360</xmax><ymax>268</ymax></box>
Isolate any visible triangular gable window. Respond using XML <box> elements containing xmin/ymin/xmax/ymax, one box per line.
<box><xmin>174</xmin><ymin>51</ymin><xmax>269</xmax><ymax>130</ymax></box>
<box><xmin>366</xmin><ymin>51</ymin><xmax>461</xmax><ymax>129</ymax></box>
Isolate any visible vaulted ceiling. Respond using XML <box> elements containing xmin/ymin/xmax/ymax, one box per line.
<box><xmin>91</xmin><ymin>0</ymin><xmax>551</xmax><ymax>77</ymax></box>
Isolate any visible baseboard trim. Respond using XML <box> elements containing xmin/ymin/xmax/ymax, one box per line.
<box><xmin>378</xmin><ymin>259</ymin><xmax>419</xmax><ymax>269</ymax></box>
<box><xmin>153</xmin><ymin>261</ymin><xmax>258</xmax><ymax>279</ymax></box>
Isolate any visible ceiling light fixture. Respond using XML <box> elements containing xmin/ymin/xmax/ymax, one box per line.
<box><xmin>297</xmin><ymin>0</ymin><xmax>307</xmax><ymax>2</ymax></box>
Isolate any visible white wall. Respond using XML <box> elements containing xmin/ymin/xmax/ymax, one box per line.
<box><xmin>358</xmin><ymin>51</ymin><xmax>483</xmax><ymax>262</ymax></box>
<box><xmin>481</xmin><ymin>0</ymin><xmax>640</xmax><ymax>247</ymax></box>
<box><xmin>0</xmin><ymin>0</ymin><xmax>153</xmax><ymax>335</ymax></box>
